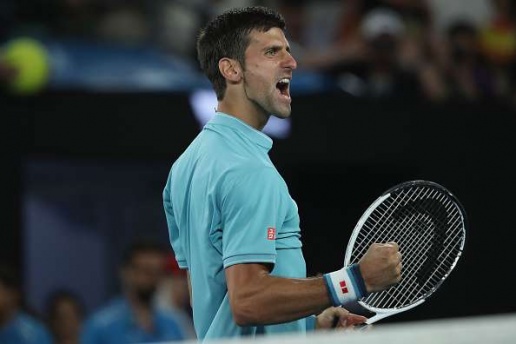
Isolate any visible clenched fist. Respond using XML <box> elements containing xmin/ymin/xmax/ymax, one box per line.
<box><xmin>358</xmin><ymin>242</ymin><xmax>402</xmax><ymax>293</ymax></box>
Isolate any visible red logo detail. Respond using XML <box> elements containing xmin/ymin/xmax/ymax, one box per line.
<box><xmin>267</xmin><ymin>227</ymin><xmax>276</xmax><ymax>240</ymax></box>
<box><xmin>339</xmin><ymin>281</ymin><xmax>349</xmax><ymax>294</ymax></box>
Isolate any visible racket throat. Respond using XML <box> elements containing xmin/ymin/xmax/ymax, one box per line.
<box><xmin>365</xmin><ymin>313</ymin><xmax>394</xmax><ymax>325</ymax></box>
<box><xmin>364</xmin><ymin>298</ymin><xmax>426</xmax><ymax>325</ymax></box>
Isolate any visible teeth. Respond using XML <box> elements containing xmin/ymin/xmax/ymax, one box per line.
<box><xmin>278</xmin><ymin>78</ymin><xmax>290</xmax><ymax>84</ymax></box>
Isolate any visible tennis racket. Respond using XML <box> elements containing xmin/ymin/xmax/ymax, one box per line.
<box><xmin>344</xmin><ymin>180</ymin><xmax>467</xmax><ymax>325</ymax></box>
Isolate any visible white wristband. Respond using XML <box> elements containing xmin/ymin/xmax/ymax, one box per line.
<box><xmin>323</xmin><ymin>264</ymin><xmax>366</xmax><ymax>307</ymax></box>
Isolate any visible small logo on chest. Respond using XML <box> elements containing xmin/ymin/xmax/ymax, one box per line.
<box><xmin>267</xmin><ymin>227</ymin><xmax>276</xmax><ymax>240</ymax></box>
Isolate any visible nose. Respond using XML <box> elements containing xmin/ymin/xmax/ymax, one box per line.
<box><xmin>284</xmin><ymin>51</ymin><xmax>297</xmax><ymax>70</ymax></box>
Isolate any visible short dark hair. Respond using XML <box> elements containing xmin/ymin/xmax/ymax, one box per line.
<box><xmin>121</xmin><ymin>239</ymin><xmax>166</xmax><ymax>267</ymax></box>
<box><xmin>197</xmin><ymin>6</ymin><xmax>286</xmax><ymax>100</ymax></box>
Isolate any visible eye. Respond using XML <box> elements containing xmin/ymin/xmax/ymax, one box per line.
<box><xmin>265</xmin><ymin>47</ymin><xmax>278</xmax><ymax>56</ymax></box>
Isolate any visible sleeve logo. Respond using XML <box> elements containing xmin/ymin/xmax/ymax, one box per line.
<box><xmin>267</xmin><ymin>227</ymin><xmax>276</xmax><ymax>240</ymax></box>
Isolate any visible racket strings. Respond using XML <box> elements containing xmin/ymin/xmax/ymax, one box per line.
<box><xmin>366</xmin><ymin>209</ymin><xmax>439</xmax><ymax>307</ymax></box>
<box><xmin>349</xmin><ymin>185</ymin><xmax>465</xmax><ymax>309</ymax></box>
<box><xmin>353</xmin><ymin>186</ymin><xmax>430</xmax><ymax>258</ymax></box>
<box><xmin>373</xmin><ymin>197</ymin><xmax>462</xmax><ymax>306</ymax></box>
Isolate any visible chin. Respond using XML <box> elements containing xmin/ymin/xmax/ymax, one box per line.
<box><xmin>271</xmin><ymin>108</ymin><xmax>292</xmax><ymax>119</ymax></box>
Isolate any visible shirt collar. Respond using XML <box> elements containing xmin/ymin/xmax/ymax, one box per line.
<box><xmin>206</xmin><ymin>112</ymin><xmax>273</xmax><ymax>151</ymax></box>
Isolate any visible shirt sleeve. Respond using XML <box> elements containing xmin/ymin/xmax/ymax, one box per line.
<box><xmin>220</xmin><ymin>166</ymin><xmax>285</xmax><ymax>268</ymax></box>
<box><xmin>163</xmin><ymin>174</ymin><xmax>187</xmax><ymax>269</ymax></box>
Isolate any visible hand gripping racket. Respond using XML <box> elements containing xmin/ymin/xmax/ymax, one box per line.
<box><xmin>344</xmin><ymin>180</ymin><xmax>467</xmax><ymax>325</ymax></box>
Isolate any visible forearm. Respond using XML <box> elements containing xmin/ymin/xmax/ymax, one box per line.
<box><xmin>226</xmin><ymin>264</ymin><xmax>332</xmax><ymax>326</ymax></box>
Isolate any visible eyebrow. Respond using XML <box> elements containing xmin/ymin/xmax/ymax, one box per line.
<box><xmin>263</xmin><ymin>44</ymin><xmax>291</xmax><ymax>53</ymax></box>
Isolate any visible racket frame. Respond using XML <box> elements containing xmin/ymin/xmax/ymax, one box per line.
<box><xmin>343</xmin><ymin>180</ymin><xmax>467</xmax><ymax>325</ymax></box>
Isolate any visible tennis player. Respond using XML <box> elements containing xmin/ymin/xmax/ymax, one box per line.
<box><xmin>163</xmin><ymin>6</ymin><xmax>402</xmax><ymax>341</ymax></box>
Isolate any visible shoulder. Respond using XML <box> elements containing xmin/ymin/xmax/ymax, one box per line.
<box><xmin>156</xmin><ymin>307</ymin><xmax>184</xmax><ymax>323</ymax></box>
<box><xmin>83</xmin><ymin>298</ymin><xmax>127</xmax><ymax>330</ymax></box>
<box><xmin>13</xmin><ymin>313</ymin><xmax>53</xmax><ymax>343</ymax></box>
<box><xmin>222</xmin><ymin>163</ymin><xmax>280</xmax><ymax>191</ymax></box>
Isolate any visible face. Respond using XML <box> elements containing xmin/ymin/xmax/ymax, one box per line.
<box><xmin>123</xmin><ymin>251</ymin><xmax>165</xmax><ymax>302</ymax></box>
<box><xmin>241</xmin><ymin>27</ymin><xmax>297</xmax><ymax>119</ymax></box>
<box><xmin>50</xmin><ymin>298</ymin><xmax>82</xmax><ymax>341</ymax></box>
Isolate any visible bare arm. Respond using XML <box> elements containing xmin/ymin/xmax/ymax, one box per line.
<box><xmin>225</xmin><ymin>263</ymin><xmax>332</xmax><ymax>326</ymax></box>
<box><xmin>225</xmin><ymin>243</ymin><xmax>401</xmax><ymax>327</ymax></box>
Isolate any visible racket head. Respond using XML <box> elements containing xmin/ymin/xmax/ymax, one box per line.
<box><xmin>344</xmin><ymin>180</ymin><xmax>467</xmax><ymax>315</ymax></box>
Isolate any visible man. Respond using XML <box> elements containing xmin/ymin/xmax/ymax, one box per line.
<box><xmin>162</xmin><ymin>6</ymin><xmax>402</xmax><ymax>341</ymax></box>
<box><xmin>0</xmin><ymin>265</ymin><xmax>53</xmax><ymax>344</ymax></box>
<box><xmin>45</xmin><ymin>289</ymin><xmax>85</xmax><ymax>344</ymax></box>
<box><xmin>155</xmin><ymin>253</ymin><xmax>196</xmax><ymax>339</ymax></box>
<box><xmin>80</xmin><ymin>240</ymin><xmax>187</xmax><ymax>343</ymax></box>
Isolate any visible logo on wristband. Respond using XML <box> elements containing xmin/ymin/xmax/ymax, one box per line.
<box><xmin>340</xmin><ymin>281</ymin><xmax>349</xmax><ymax>294</ymax></box>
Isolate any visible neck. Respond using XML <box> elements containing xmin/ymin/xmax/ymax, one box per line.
<box><xmin>126</xmin><ymin>293</ymin><xmax>154</xmax><ymax>332</ymax></box>
<box><xmin>126</xmin><ymin>292</ymin><xmax>152</xmax><ymax>311</ymax></box>
<box><xmin>217</xmin><ymin>90</ymin><xmax>270</xmax><ymax>130</ymax></box>
<box><xmin>217</xmin><ymin>106</ymin><xmax>269</xmax><ymax>130</ymax></box>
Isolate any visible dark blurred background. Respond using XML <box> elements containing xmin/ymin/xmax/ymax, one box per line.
<box><xmin>1</xmin><ymin>0</ymin><xmax>516</xmax><ymax>342</ymax></box>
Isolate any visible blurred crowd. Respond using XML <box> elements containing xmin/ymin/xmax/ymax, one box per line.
<box><xmin>1</xmin><ymin>0</ymin><xmax>515</xmax><ymax>104</ymax></box>
<box><xmin>0</xmin><ymin>239</ymin><xmax>195</xmax><ymax>344</ymax></box>
<box><xmin>283</xmin><ymin>0</ymin><xmax>516</xmax><ymax>103</ymax></box>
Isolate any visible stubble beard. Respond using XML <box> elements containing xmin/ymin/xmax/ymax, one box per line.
<box><xmin>242</xmin><ymin>74</ymin><xmax>291</xmax><ymax>120</ymax></box>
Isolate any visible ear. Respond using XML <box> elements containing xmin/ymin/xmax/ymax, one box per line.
<box><xmin>219</xmin><ymin>58</ymin><xmax>242</xmax><ymax>83</ymax></box>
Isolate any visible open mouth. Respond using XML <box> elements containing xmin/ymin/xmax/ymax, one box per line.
<box><xmin>276</xmin><ymin>78</ymin><xmax>291</xmax><ymax>100</ymax></box>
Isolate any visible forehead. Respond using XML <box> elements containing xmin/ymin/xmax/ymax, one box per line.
<box><xmin>131</xmin><ymin>251</ymin><xmax>164</xmax><ymax>263</ymax></box>
<box><xmin>246</xmin><ymin>27</ymin><xmax>289</xmax><ymax>49</ymax></box>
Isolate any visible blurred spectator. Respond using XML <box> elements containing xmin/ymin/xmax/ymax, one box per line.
<box><xmin>439</xmin><ymin>20</ymin><xmax>500</xmax><ymax>100</ymax></box>
<box><xmin>0</xmin><ymin>264</ymin><xmax>53</xmax><ymax>344</ymax></box>
<box><xmin>480</xmin><ymin>0</ymin><xmax>516</xmax><ymax>66</ymax></box>
<box><xmin>427</xmin><ymin>0</ymin><xmax>493</xmax><ymax>35</ymax></box>
<box><xmin>45</xmin><ymin>290</ymin><xmax>85</xmax><ymax>344</ymax></box>
<box><xmin>80</xmin><ymin>239</ymin><xmax>187</xmax><ymax>344</ymax></box>
<box><xmin>479</xmin><ymin>0</ymin><xmax>516</xmax><ymax>98</ymax></box>
<box><xmin>95</xmin><ymin>1</ymin><xmax>151</xmax><ymax>46</ymax></box>
<box><xmin>155</xmin><ymin>254</ymin><xmax>196</xmax><ymax>339</ymax></box>
<box><xmin>327</xmin><ymin>7</ymin><xmax>423</xmax><ymax>99</ymax></box>
<box><xmin>153</xmin><ymin>0</ymin><xmax>206</xmax><ymax>60</ymax></box>
<box><xmin>280</xmin><ymin>0</ymin><xmax>364</xmax><ymax>70</ymax></box>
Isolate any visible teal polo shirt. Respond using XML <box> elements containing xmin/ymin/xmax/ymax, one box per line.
<box><xmin>163</xmin><ymin>112</ymin><xmax>315</xmax><ymax>341</ymax></box>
